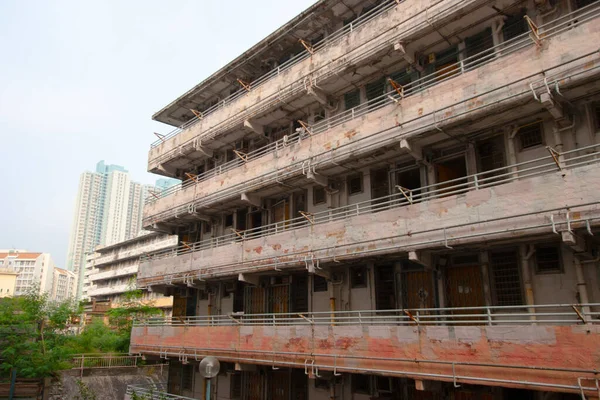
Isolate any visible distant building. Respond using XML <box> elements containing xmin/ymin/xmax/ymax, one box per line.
<box><xmin>86</xmin><ymin>232</ymin><xmax>177</xmax><ymax>314</ymax></box>
<box><xmin>0</xmin><ymin>250</ymin><xmax>55</xmax><ymax>296</ymax></box>
<box><xmin>66</xmin><ymin>161</ymin><xmax>181</xmax><ymax>299</ymax></box>
<box><xmin>51</xmin><ymin>268</ymin><xmax>77</xmax><ymax>302</ymax></box>
<box><xmin>0</xmin><ymin>266</ymin><xmax>17</xmax><ymax>298</ymax></box>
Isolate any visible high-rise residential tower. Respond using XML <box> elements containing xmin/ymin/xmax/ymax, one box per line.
<box><xmin>66</xmin><ymin>161</ymin><xmax>178</xmax><ymax>299</ymax></box>
<box><xmin>128</xmin><ymin>0</ymin><xmax>600</xmax><ymax>399</ymax></box>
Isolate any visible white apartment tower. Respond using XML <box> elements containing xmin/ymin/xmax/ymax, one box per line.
<box><xmin>67</xmin><ymin>161</ymin><xmax>179</xmax><ymax>299</ymax></box>
<box><xmin>0</xmin><ymin>250</ymin><xmax>55</xmax><ymax>297</ymax></box>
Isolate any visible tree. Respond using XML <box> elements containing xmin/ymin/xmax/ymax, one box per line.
<box><xmin>0</xmin><ymin>288</ymin><xmax>78</xmax><ymax>378</ymax></box>
<box><xmin>106</xmin><ymin>283</ymin><xmax>162</xmax><ymax>352</ymax></box>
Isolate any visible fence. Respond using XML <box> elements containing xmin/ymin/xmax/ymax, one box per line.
<box><xmin>71</xmin><ymin>354</ymin><xmax>141</xmax><ymax>370</ymax></box>
<box><xmin>126</xmin><ymin>383</ymin><xmax>195</xmax><ymax>400</ymax></box>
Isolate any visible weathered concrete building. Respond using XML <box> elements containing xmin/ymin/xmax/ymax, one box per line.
<box><xmin>130</xmin><ymin>0</ymin><xmax>600</xmax><ymax>398</ymax></box>
<box><xmin>87</xmin><ymin>232</ymin><xmax>177</xmax><ymax>313</ymax></box>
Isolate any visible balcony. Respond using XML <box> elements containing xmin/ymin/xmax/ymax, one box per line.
<box><xmin>87</xmin><ymin>283</ymin><xmax>129</xmax><ymax>298</ymax></box>
<box><xmin>138</xmin><ymin>145</ymin><xmax>600</xmax><ymax>287</ymax></box>
<box><xmin>89</xmin><ymin>264</ymin><xmax>137</xmax><ymax>282</ymax></box>
<box><xmin>95</xmin><ymin>236</ymin><xmax>178</xmax><ymax>266</ymax></box>
<box><xmin>143</xmin><ymin>4</ymin><xmax>600</xmax><ymax>227</ymax></box>
<box><xmin>130</xmin><ymin>303</ymin><xmax>600</xmax><ymax>395</ymax></box>
<box><xmin>147</xmin><ymin>0</ymin><xmax>507</xmax><ymax>175</ymax></box>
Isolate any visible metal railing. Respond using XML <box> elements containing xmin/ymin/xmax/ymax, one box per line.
<box><xmin>145</xmin><ymin>2</ymin><xmax>600</xmax><ymax>206</ymax></box>
<box><xmin>71</xmin><ymin>354</ymin><xmax>141</xmax><ymax>369</ymax></box>
<box><xmin>141</xmin><ymin>142</ymin><xmax>600</xmax><ymax>263</ymax></box>
<box><xmin>149</xmin><ymin>0</ymin><xmax>402</xmax><ymax>148</ymax></box>
<box><xmin>148</xmin><ymin>0</ymin><xmax>491</xmax><ymax>164</ymax></box>
<box><xmin>126</xmin><ymin>383</ymin><xmax>195</xmax><ymax>400</ymax></box>
<box><xmin>134</xmin><ymin>303</ymin><xmax>600</xmax><ymax>327</ymax></box>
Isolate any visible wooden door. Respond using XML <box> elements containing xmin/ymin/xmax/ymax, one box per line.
<box><xmin>401</xmin><ymin>270</ymin><xmax>434</xmax><ymax>309</ymax></box>
<box><xmin>172</xmin><ymin>295</ymin><xmax>187</xmax><ymax>318</ymax></box>
<box><xmin>270</xmin><ymin>285</ymin><xmax>290</xmax><ymax>314</ymax></box>
<box><xmin>270</xmin><ymin>370</ymin><xmax>290</xmax><ymax>400</ymax></box>
<box><xmin>445</xmin><ymin>265</ymin><xmax>485</xmax><ymax>312</ymax></box>
<box><xmin>435</xmin><ymin>156</ymin><xmax>467</xmax><ymax>196</ymax></box>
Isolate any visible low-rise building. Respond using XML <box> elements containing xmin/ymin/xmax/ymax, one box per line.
<box><xmin>0</xmin><ymin>266</ymin><xmax>18</xmax><ymax>298</ymax></box>
<box><xmin>0</xmin><ymin>250</ymin><xmax>55</xmax><ymax>296</ymax></box>
<box><xmin>87</xmin><ymin>232</ymin><xmax>177</xmax><ymax>313</ymax></box>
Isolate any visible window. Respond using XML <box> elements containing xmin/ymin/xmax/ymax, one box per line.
<box><xmin>224</xmin><ymin>213</ymin><xmax>234</xmax><ymax>228</ymax></box>
<box><xmin>203</xmin><ymin>222</ymin><xmax>211</xmax><ymax>234</ymax></box>
<box><xmin>344</xmin><ymin>89</ymin><xmax>361</xmax><ymax>110</ymax></box>
<box><xmin>347</xmin><ymin>173</ymin><xmax>363</xmax><ymax>195</ymax></box>
<box><xmin>593</xmin><ymin>102</ymin><xmax>600</xmax><ymax>130</ymax></box>
<box><xmin>464</xmin><ymin>27</ymin><xmax>494</xmax><ymax>67</ymax></box>
<box><xmin>182</xmin><ymin>364</ymin><xmax>194</xmax><ymax>391</ymax></box>
<box><xmin>315</xmin><ymin>378</ymin><xmax>329</xmax><ymax>390</ymax></box>
<box><xmin>535</xmin><ymin>244</ymin><xmax>562</xmax><ymax>274</ymax></box>
<box><xmin>502</xmin><ymin>10</ymin><xmax>528</xmax><ymax>42</ymax></box>
<box><xmin>352</xmin><ymin>374</ymin><xmax>372</xmax><ymax>395</ymax></box>
<box><xmin>313</xmin><ymin>275</ymin><xmax>328</xmax><ymax>292</ymax></box>
<box><xmin>366</xmin><ymin>77</ymin><xmax>386</xmax><ymax>107</ymax></box>
<box><xmin>518</xmin><ymin>122</ymin><xmax>544</xmax><ymax>149</ymax></box>
<box><xmin>490</xmin><ymin>250</ymin><xmax>523</xmax><ymax>306</ymax></box>
<box><xmin>350</xmin><ymin>266</ymin><xmax>368</xmax><ymax>288</ymax></box>
<box><xmin>313</xmin><ymin>186</ymin><xmax>326</xmax><ymax>205</ymax></box>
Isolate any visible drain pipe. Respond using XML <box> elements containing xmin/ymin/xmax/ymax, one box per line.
<box><xmin>520</xmin><ymin>244</ymin><xmax>536</xmax><ymax>321</ymax></box>
<box><xmin>574</xmin><ymin>256</ymin><xmax>591</xmax><ymax>322</ymax></box>
<box><xmin>329</xmin><ymin>280</ymin><xmax>336</xmax><ymax>326</ymax></box>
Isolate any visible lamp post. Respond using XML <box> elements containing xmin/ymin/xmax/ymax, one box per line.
<box><xmin>199</xmin><ymin>356</ymin><xmax>220</xmax><ymax>400</ymax></box>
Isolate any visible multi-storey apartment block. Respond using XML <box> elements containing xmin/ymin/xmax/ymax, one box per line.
<box><xmin>51</xmin><ymin>268</ymin><xmax>77</xmax><ymax>302</ymax></box>
<box><xmin>0</xmin><ymin>250</ymin><xmax>56</xmax><ymax>297</ymax></box>
<box><xmin>87</xmin><ymin>232</ymin><xmax>177</xmax><ymax>313</ymax></box>
<box><xmin>129</xmin><ymin>0</ymin><xmax>600</xmax><ymax>399</ymax></box>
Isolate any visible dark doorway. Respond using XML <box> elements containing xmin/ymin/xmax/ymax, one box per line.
<box><xmin>375</xmin><ymin>264</ymin><xmax>396</xmax><ymax>310</ymax></box>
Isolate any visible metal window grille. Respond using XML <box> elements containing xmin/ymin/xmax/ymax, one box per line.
<box><xmin>490</xmin><ymin>250</ymin><xmax>523</xmax><ymax>306</ymax></box>
<box><xmin>344</xmin><ymin>89</ymin><xmax>361</xmax><ymax>110</ymax></box>
<box><xmin>518</xmin><ymin>122</ymin><xmax>544</xmax><ymax>149</ymax></box>
<box><xmin>181</xmin><ymin>364</ymin><xmax>194</xmax><ymax>391</ymax></box>
<box><xmin>313</xmin><ymin>186</ymin><xmax>326</xmax><ymax>205</ymax></box>
<box><xmin>313</xmin><ymin>275</ymin><xmax>328</xmax><ymax>292</ymax></box>
<box><xmin>535</xmin><ymin>244</ymin><xmax>562</xmax><ymax>273</ymax></box>
<box><xmin>347</xmin><ymin>173</ymin><xmax>363</xmax><ymax>195</ymax></box>
<box><xmin>502</xmin><ymin>10</ymin><xmax>528</xmax><ymax>41</ymax></box>
<box><xmin>464</xmin><ymin>27</ymin><xmax>494</xmax><ymax>66</ymax></box>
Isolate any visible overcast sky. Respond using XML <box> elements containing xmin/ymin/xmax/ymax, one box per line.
<box><xmin>0</xmin><ymin>0</ymin><xmax>315</xmax><ymax>268</ymax></box>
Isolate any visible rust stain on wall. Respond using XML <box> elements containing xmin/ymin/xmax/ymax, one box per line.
<box><xmin>344</xmin><ymin>130</ymin><xmax>357</xmax><ymax>139</ymax></box>
<box><xmin>254</xmin><ymin>246</ymin><xmax>263</xmax><ymax>254</ymax></box>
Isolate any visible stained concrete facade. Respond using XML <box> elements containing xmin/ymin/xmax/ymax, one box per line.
<box><xmin>132</xmin><ymin>0</ymin><xmax>600</xmax><ymax>399</ymax></box>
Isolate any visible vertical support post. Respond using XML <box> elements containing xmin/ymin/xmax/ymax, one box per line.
<box><xmin>519</xmin><ymin>245</ymin><xmax>536</xmax><ymax>321</ymax></box>
<box><xmin>206</xmin><ymin>378</ymin><xmax>211</xmax><ymax>400</ymax></box>
<box><xmin>480</xmin><ymin>252</ymin><xmax>493</xmax><ymax>311</ymax></box>
<box><xmin>506</xmin><ymin>126</ymin><xmax>519</xmax><ymax>179</ymax></box>
<box><xmin>80</xmin><ymin>355</ymin><xmax>84</xmax><ymax>378</ymax></box>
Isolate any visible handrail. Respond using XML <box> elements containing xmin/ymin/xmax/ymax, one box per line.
<box><xmin>145</xmin><ymin>2</ymin><xmax>600</xmax><ymax>205</ymax></box>
<box><xmin>126</xmin><ymin>384</ymin><xmax>194</xmax><ymax>400</ymax></box>
<box><xmin>133</xmin><ymin>303</ymin><xmax>600</xmax><ymax>327</ymax></box>
<box><xmin>149</xmin><ymin>0</ymin><xmax>401</xmax><ymax>148</ymax></box>
<box><xmin>148</xmin><ymin>0</ymin><xmax>488</xmax><ymax>162</ymax></box>
<box><xmin>140</xmin><ymin>142</ymin><xmax>600</xmax><ymax>262</ymax></box>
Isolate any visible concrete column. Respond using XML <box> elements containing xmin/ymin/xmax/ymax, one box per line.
<box><xmin>505</xmin><ymin>126</ymin><xmax>519</xmax><ymax>178</ymax></box>
<box><xmin>480</xmin><ymin>252</ymin><xmax>493</xmax><ymax>307</ymax></box>
<box><xmin>519</xmin><ymin>244</ymin><xmax>536</xmax><ymax>320</ymax></box>
<box><xmin>436</xmin><ymin>263</ymin><xmax>446</xmax><ymax>309</ymax></box>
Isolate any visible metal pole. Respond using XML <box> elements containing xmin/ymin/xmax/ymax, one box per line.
<box><xmin>8</xmin><ymin>369</ymin><xmax>16</xmax><ymax>400</ymax></box>
<box><xmin>206</xmin><ymin>378</ymin><xmax>211</xmax><ymax>400</ymax></box>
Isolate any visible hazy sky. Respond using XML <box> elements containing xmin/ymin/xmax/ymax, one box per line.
<box><xmin>0</xmin><ymin>0</ymin><xmax>315</xmax><ymax>268</ymax></box>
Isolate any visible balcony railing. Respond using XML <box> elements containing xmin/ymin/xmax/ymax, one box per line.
<box><xmin>148</xmin><ymin>0</ymin><xmax>509</xmax><ymax>167</ymax></box>
<box><xmin>71</xmin><ymin>354</ymin><xmax>141</xmax><ymax>369</ymax></box>
<box><xmin>141</xmin><ymin>142</ymin><xmax>600</xmax><ymax>264</ymax></box>
<box><xmin>134</xmin><ymin>303</ymin><xmax>600</xmax><ymax>327</ymax></box>
<box><xmin>145</xmin><ymin>1</ymin><xmax>600</xmax><ymax>206</ymax></box>
<box><xmin>126</xmin><ymin>384</ymin><xmax>195</xmax><ymax>400</ymax></box>
<box><xmin>150</xmin><ymin>0</ymin><xmax>401</xmax><ymax>148</ymax></box>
